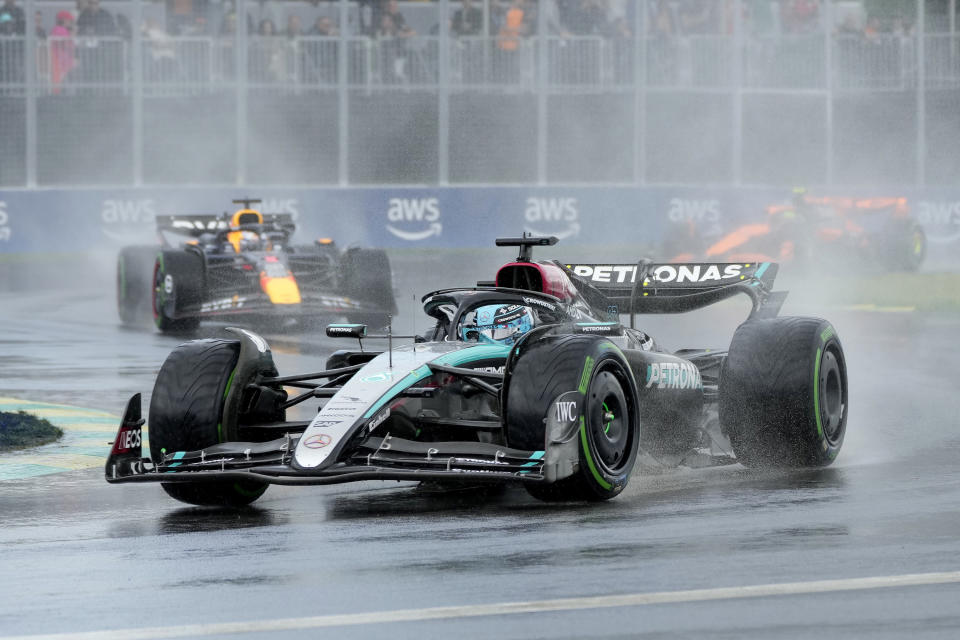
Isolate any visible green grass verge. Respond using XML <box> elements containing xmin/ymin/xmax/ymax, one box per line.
<box><xmin>0</xmin><ymin>411</ymin><xmax>64</xmax><ymax>451</ymax></box>
<box><xmin>808</xmin><ymin>272</ymin><xmax>960</xmax><ymax>312</ymax></box>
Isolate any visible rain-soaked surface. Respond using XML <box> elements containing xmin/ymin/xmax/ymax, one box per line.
<box><xmin>2</xmin><ymin>252</ymin><xmax>960</xmax><ymax>639</ymax></box>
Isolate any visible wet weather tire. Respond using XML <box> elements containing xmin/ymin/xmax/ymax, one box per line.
<box><xmin>505</xmin><ymin>335</ymin><xmax>640</xmax><ymax>501</ymax></box>
<box><xmin>720</xmin><ymin>317</ymin><xmax>847</xmax><ymax>468</ymax></box>
<box><xmin>886</xmin><ymin>220</ymin><xmax>926</xmax><ymax>272</ymax></box>
<box><xmin>117</xmin><ymin>245</ymin><xmax>158</xmax><ymax>326</ymax></box>
<box><xmin>149</xmin><ymin>339</ymin><xmax>268</xmax><ymax>506</ymax></box>
<box><xmin>152</xmin><ymin>250</ymin><xmax>203</xmax><ymax>334</ymax></box>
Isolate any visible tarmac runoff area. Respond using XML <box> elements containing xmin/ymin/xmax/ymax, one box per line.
<box><xmin>2</xmin><ymin>255</ymin><xmax>960</xmax><ymax>639</ymax></box>
<box><xmin>0</xmin><ymin>397</ymin><xmax>123</xmax><ymax>480</ymax></box>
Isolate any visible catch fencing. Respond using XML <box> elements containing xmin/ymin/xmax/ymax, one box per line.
<box><xmin>0</xmin><ymin>0</ymin><xmax>958</xmax><ymax>188</ymax></box>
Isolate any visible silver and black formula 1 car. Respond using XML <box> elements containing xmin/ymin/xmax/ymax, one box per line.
<box><xmin>107</xmin><ymin>235</ymin><xmax>848</xmax><ymax>506</ymax></box>
<box><xmin>116</xmin><ymin>198</ymin><xmax>396</xmax><ymax>333</ymax></box>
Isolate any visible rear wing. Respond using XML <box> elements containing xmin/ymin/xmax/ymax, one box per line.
<box><xmin>155</xmin><ymin>213</ymin><xmax>297</xmax><ymax>238</ymax></box>
<box><xmin>561</xmin><ymin>261</ymin><xmax>786</xmax><ymax>320</ymax></box>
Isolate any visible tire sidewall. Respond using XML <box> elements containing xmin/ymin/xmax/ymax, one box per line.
<box><xmin>576</xmin><ymin>346</ymin><xmax>640</xmax><ymax>498</ymax></box>
<box><xmin>505</xmin><ymin>335</ymin><xmax>640</xmax><ymax>500</ymax></box>
<box><xmin>720</xmin><ymin>317</ymin><xmax>848</xmax><ymax>468</ymax></box>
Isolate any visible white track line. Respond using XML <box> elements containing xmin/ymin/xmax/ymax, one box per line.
<box><xmin>6</xmin><ymin>570</ymin><xmax>960</xmax><ymax>640</ymax></box>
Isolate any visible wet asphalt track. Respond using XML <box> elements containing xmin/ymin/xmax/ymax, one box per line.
<box><xmin>2</xmin><ymin>251</ymin><xmax>960</xmax><ymax>639</ymax></box>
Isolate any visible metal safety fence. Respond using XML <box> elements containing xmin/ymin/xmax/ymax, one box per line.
<box><xmin>5</xmin><ymin>33</ymin><xmax>957</xmax><ymax>95</ymax></box>
<box><xmin>0</xmin><ymin>0</ymin><xmax>959</xmax><ymax>187</ymax></box>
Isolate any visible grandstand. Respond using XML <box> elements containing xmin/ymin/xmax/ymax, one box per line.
<box><xmin>0</xmin><ymin>0</ymin><xmax>958</xmax><ymax>187</ymax></box>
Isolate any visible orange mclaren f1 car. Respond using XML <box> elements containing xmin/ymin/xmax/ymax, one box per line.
<box><xmin>117</xmin><ymin>199</ymin><xmax>395</xmax><ymax>333</ymax></box>
<box><xmin>666</xmin><ymin>193</ymin><xmax>926</xmax><ymax>272</ymax></box>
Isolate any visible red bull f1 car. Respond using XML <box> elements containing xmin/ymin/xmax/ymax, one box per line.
<box><xmin>116</xmin><ymin>198</ymin><xmax>396</xmax><ymax>333</ymax></box>
<box><xmin>107</xmin><ymin>235</ymin><xmax>848</xmax><ymax>506</ymax></box>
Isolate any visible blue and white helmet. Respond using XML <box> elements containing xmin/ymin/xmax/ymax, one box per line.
<box><xmin>460</xmin><ymin>304</ymin><xmax>535</xmax><ymax>345</ymax></box>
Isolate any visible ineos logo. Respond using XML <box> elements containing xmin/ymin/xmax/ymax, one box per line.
<box><xmin>116</xmin><ymin>428</ymin><xmax>141</xmax><ymax>451</ymax></box>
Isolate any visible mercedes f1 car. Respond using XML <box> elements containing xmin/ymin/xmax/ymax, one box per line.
<box><xmin>117</xmin><ymin>198</ymin><xmax>396</xmax><ymax>333</ymax></box>
<box><xmin>107</xmin><ymin>235</ymin><xmax>848</xmax><ymax>506</ymax></box>
<box><xmin>665</xmin><ymin>191</ymin><xmax>926</xmax><ymax>272</ymax></box>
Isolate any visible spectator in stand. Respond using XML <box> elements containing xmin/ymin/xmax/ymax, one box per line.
<box><xmin>306</xmin><ymin>15</ymin><xmax>337</xmax><ymax>83</ymax></box>
<box><xmin>309</xmin><ymin>15</ymin><xmax>337</xmax><ymax>36</ymax></box>
<box><xmin>0</xmin><ymin>0</ymin><xmax>24</xmax><ymax>34</ymax></box>
<box><xmin>540</xmin><ymin>0</ymin><xmax>570</xmax><ymax>37</ymax></box>
<box><xmin>75</xmin><ymin>0</ymin><xmax>119</xmax><ymax>84</ymax></box>
<box><xmin>497</xmin><ymin>0</ymin><xmax>529</xmax><ymax>50</ymax></box>
<box><xmin>375</xmin><ymin>0</ymin><xmax>414</xmax><ymax>82</ymax></box>
<box><xmin>35</xmin><ymin>9</ymin><xmax>46</xmax><ymax>38</ymax></box>
<box><xmin>50</xmin><ymin>10</ymin><xmax>76</xmax><ymax>92</ymax></box>
<box><xmin>648</xmin><ymin>0</ymin><xmax>675</xmax><ymax>37</ymax></box>
<box><xmin>116</xmin><ymin>13</ymin><xmax>132</xmax><ymax>40</ymax></box>
<box><xmin>494</xmin><ymin>0</ymin><xmax>530</xmax><ymax>83</ymax></box>
<box><xmin>258</xmin><ymin>18</ymin><xmax>277</xmax><ymax>36</ymax></box>
<box><xmin>677</xmin><ymin>0</ymin><xmax>719</xmax><ymax>35</ymax></box>
<box><xmin>76</xmin><ymin>0</ymin><xmax>115</xmax><ymax>36</ymax></box>
<box><xmin>376</xmin><ymin>11</ymin><xmax>407</xmax><ymax>82</ymax></box>
<box><xmin>253</xmin><ymin>18</ymin><xmax>286</xmax><ymax>82</ymax></box>
<box><xmin>566</xmin><ymin>0</ymin><xmax>608</xmax><ymax>36</ymax></box>
<box><xmin>286</xmin><ymin>14</ymin><xmax>303</xmax><ymax>39</ymax></box>
<box><xmin>143</xmin><ymin>17</ymin><xmax>176</xmax><ymax>80</ymax></box>
<box><xmin>451</xmin><ymin>0</ymin><xmax>482</xmax><ymax>37</ymax></box>
<box><xmin>381</xmin><ymin>0</ymin><xmax>414</xmax><ymax>38</ymax></box>
<box><xmin>0</xmin><ymin>2</ymin><xmax>24</xmax><ymax>84</ymax></box>
<box><xmin>781</xmin><ymin>0</ymin><xmax>820</xmax><ymax>34</ymax></box>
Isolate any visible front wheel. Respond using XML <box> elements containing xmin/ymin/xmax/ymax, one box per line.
<box><xmin>720</xmin><ymin>317</ymin><xmax>848</xmax><ymax>468</ymax></box>
<box><xmin>148</xmin><ymin>339</ymin><xmax>268</xmax><ymax>506</ymax></box>
<box><xmin>117</xmin><ymin>245</ymin><xmax>158</xmax><ymax>326</ymax></box>
<box><xmin>505</xmin><ymin>335</ymin><xmax>640</xmax><ymax>501</ymax></box>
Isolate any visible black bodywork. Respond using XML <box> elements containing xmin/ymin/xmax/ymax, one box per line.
<box><xmin>107</xmin><ymin>235</ymin><xmax>807</xmax><ymax>500</ymax></box>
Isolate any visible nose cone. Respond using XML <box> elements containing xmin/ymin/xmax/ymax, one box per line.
<box><xmin>261</xmin><ymin>274</ymin><xmax>302</xmax><ymax>304</ymax></box>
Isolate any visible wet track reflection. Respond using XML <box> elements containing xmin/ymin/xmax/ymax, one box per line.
<box><xmin>1</xmin><ymin>253</ymin><xmax>960</xmax><ymax>639</ymax></box>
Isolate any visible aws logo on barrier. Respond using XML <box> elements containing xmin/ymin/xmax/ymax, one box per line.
<box><xmin>916</xmin><ymin>201</ymin><xmax>960</xmax><ymax>244</ymax></box>
<box><xmin>386</xmin><ymin>197</ymin><xmax>442</xmax><ymax>241</ymax></box>
<box><xmin>100</xmin><ymin>199</ymin><xmax>156</xmax><ymax>242</ymax></box>
<box><xmin>667</xmin><ymin>197</ymin><xmax>722</xmax><ymax>236</ymax></box>
<box><xmin>524</xmin><ymin>197</ymin><xmax>579</xmax><ymax>240</ymax></box>
<box><xmin>0</xmin><ymin>201</ymin><xmax>10</xmax><ymax>242</ymax></box>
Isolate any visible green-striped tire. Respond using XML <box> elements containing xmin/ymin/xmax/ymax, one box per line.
<box><xmin>505</xmin><ymin>335</ymin><xmax>640</xmax><ymax>502</ymax></box>
<box><xmin>149</xmin><ymin>339</ymin><xmax>268</xmax><ymax>506</ymax></box>
<box><xmin>720</xmin><ymin>317</ymin><xmax>847</xmax><ymax>468</ymax></box>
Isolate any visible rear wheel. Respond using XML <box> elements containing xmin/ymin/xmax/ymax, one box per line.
<box><xmin>117</xmin><ymin>245</ymin><xmax>158</xmax><ymax>326</ymax></box>
<box><xmin>505</xmin><ymin>335</ymin><xmax>640</xmax><ymax>501</ymax></box>
<box><xmin>885</xmin><ymin>220</ymin><xmax>926</xmax><ymax>272</ymax></box>
<box><xmin>152</xmin><ymin>250</ymin><xmax>203</xmax><ymax>334</ymax></box>
<box><xmin>720</xmin><ymin>317</ymin><xmax>847</xmax><ymax>468</ymax></box>
<box><xmin>148</xmin><ymin>339</ymin><xmax>268</xmax><ymax>506</ymax></box>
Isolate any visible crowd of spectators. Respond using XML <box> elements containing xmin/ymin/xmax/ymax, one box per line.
<box><xmin>0</xmin><ymin>0</ymin><xmax>945</xmax><ymax>88</ymax></box>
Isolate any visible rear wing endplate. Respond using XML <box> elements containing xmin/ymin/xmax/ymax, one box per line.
<box><xmin>562</xmin><ymin>261</ymin><xmax>786</xmax><ymax>321</ymax></box>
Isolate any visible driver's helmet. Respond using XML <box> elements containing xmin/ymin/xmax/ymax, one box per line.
<box><xmin>460</xmin><ymin>304</ymin><xmax>535</xmax><ymax>345</ymax></box>
<box><xmin>237</xmin><ymin>230</ymin><xmax>262</xmax><ymax>251</ymax></box>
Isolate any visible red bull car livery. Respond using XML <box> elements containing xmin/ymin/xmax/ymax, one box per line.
<box><xmin>116</xmin><ymin>198</ymin><xmax>396</xmax><ymax>333</ymax></box>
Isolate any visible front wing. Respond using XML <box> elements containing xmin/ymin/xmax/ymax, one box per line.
<box><xmin>106</xmin><ymin>395</ymin><xmax>548</xmax><ymax>487</ymax></box>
